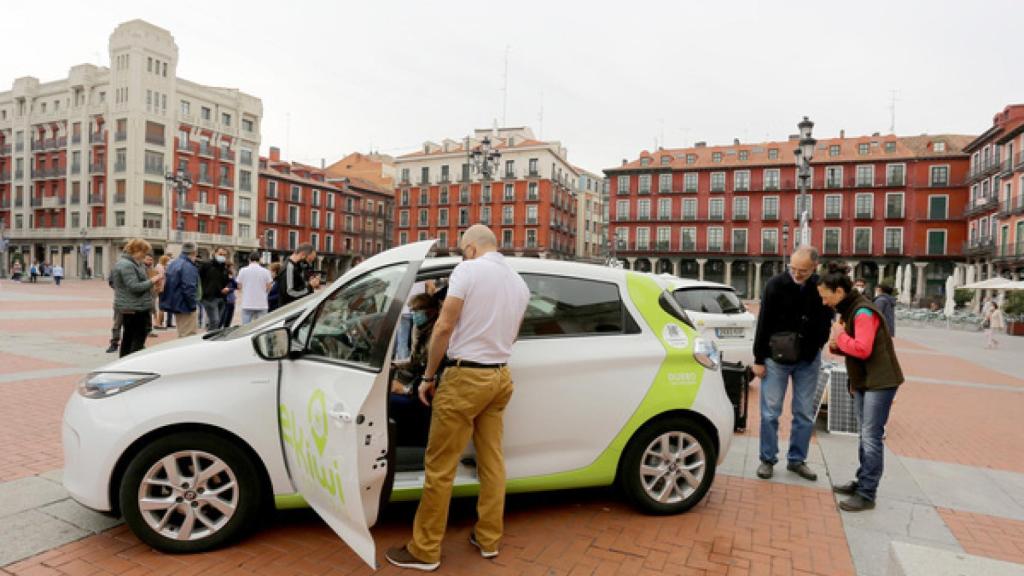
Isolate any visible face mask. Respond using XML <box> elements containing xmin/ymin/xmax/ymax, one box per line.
<box><xmin>215</xmin><ymin>255</ymin><xmax>226</xmax><ymax>263</ymax></box>
<box><xmin>412</xmin><ymin>310</ymin><xmax>429</xmax><ymax>327</ymax></box>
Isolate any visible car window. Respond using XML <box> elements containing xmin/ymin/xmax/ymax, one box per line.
<box><xmin>519</xmin><ymin>274</ymin><xmax>634</xmax><ymax>337</ymax></box>
<box><xmin>303</xmin><ymin>264</ymin><xmax>408</xmax><ymax>369</ymax></box>
<box><xmin>673</xmin><ymin>287</ymin><xmax>743</xmax><ymax>315</ymax></box>
<box><xmin>223</xmin><ymin>297</ymin><xmax>309</xmax><ymax>339</ymax></box>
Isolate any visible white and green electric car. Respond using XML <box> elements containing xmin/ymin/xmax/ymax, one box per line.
<box><xmin>62</xmin><ymin>240</ymin><xmax>733</xmax><ymax>569</ymax></box>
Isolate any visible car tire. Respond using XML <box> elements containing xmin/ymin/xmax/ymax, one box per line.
<box><xmin>119</xmin><ymin>431</ymin><xmax>264</xmax><ymax>553</ymax></box>
<box><xmin>619</xmin><ymin>417</ymin><xmax>716</xmax><ymax>515</ymax></box>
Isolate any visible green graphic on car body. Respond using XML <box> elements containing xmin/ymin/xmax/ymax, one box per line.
<box><xmin>279</xmin><ymin>390</ymin><xmax>346</xmax><ymax>507</ymax></box>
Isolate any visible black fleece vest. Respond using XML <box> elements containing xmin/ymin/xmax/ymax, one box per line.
<box><xmin>839</xmin><ymin>294</ymin><xmax>904</xmax><ymax>391</ymax></box>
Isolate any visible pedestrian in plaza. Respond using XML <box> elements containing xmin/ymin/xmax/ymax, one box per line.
<box><xmin>819</xmin><ymin>262</ymin><xmax>904</xmax><ymax>512</ymax></box>
<box><xmin>144</xmin><ymin>254</ymin><xmax>159</xmax><ymax>339</ymax></box>
<box><xmin>386</xmin><ymin>225</ymin><xmax>530</xmax><ymax>571</ymax></box>
<box><xmin>29</xmin><ymin>261</ymin><xmax>38</xmax><ymax>283</ymax></box>
<box><xmin>267</xmin><ymin>261</ymin><xmax>282</xmax><ymax>311</ymax></box>
<box><xmin>873</xmin><ymin>284</ymin><xmax>897</xmax><ymax>337</ymax></box>
<box><xmin>275</xmin><ymin>244</ymin><xmax>320</xmax><ymax>307</ymax></box>
<box><xmin>198</xmin><ymin>247</ymin><xmax>231</xmax><ymax>330</ymax></box>
<box><xmin>854</xmin><ymin>278</ymin><xmax>867</xmax><ymax>294</ymax></box>
<box><xmin>11</xmin><ymin>260</ymin><xmax>22</xmax><ymax>281</ymax></box>
<box><xmin>52</xmin><ymin>263</ymin><xmax>64</xmax><ymax>286</ymax></box>
<box><xmin>236</xmin><ymin>252</ymin><xmax>274</xmax><ymax>324</ymax></box>
<box><xmin>160</xmin><ymin>242</ymin><xmax>201</xmax><ymax>337</ymax></box>
<box><xmin>112</xmin><ymin>240</ymin><xmax>163</xmax><ymax>358</ymax></box>
<box><xmin>751</xmin><ymin>245</ymin><xmax>833</xmax><ymax>482</ymax></box>
<box><xmin>220</xmin><ymin>263</ymin><xmax>238</xmax><ymax>328</ymax></box>
<box><xmin>983</xmin><ymin>301</ymin><xmax>1005</xmax><ymax>349</ymax></box>
<box><xmin>154</xmin><ymin>254</ymin><xmax>171</xmax><ymax>330</ymax></box>
<box><xmin>106</xmin><ymin>260</ymin><xmax>123</xmax><ymax>353</ymax></box>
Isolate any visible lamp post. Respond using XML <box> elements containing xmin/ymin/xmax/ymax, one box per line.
<box><xmin>782</xmin><ymin>222</ymin><xmax>790</xmax><ymax>272</ymax></box>
<box><xmin>793</xmin><ymin>116</ymin><xmax>817</xmax><ymax>248</ymax></box>
<box><xmin>466</xmin><ymin>135</ymin><xmax>502</xmax><ymax>182</ymax></box>
<box><xmin>165</xmin><ymin>169</ymin><xmax>193</xmax><ymax>244</ymax></box>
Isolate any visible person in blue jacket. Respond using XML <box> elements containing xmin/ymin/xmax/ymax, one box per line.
<box><xmin>160</xmin><ymin>242</ymin><xmax>200</xmax><ymax>337</ymax></box>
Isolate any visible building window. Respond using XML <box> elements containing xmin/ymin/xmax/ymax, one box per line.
<box><xmin>855</xmin><ymin>193</ymin><xmax>874</xmax><ymax>219</ymax></box>
<box><xmin>636</xmin><ymin>227</ymin><xmax>650</xmax><ymax>249</ymax></box>
<box><xmin>680</xmin><ymin>228</ymin><xmax>696</xmax><ymax>251</ymax></box>
<box><xmin>824</xmin><ymin>228</ymin><xmax>841</xmax><ymax>255</ymax></box>
<box><xmin>829</xmin><ymin>145</ymin><xmax>840</xmax><ymax>157</ymax></box>
<box><xmin>885</xmin><ymin>193</ymin><xmax>904</xmax><ymax>219</ymax></box>
<box><xmin>707</xmin><ymin>228</ymin><xmax>723</xmax><ymax>251</ymax></box>
<box><xmin>659</xmin><ymin>173</ymin><xmax>672</xmax><ymax>193</ymax></box>
<box><xmin>928</xmin><ymin>195</ymin><xmax>948</xmax><ymax>219</ymax></box>
<box><xmin>885</xmin><ymin>228</ymin><xmax>903</xmax><ymax>254</ymax></box>
<box><xmin>761</xmin><ymin>229</ymin><xmax>778</xmax><ymax>254</ymax></box>
<box><xmin>617</xmin><ymin>175</ymin><xmax>630</xmax><ymax>194</ymax></box>
<box><xmin>616</xmin><ymin>200</ymin><xmax>630</xmax><ymax>221</ymax></box>
<box><xmin>768</xmin><ymin>148</ymin><xmax>779</xmax><ymax>160</ymax></box>
<box><xmin>858</xmin><ymin>143</ymin><xmax>869</xmax><ymax>156</ymax></box>
<box><xmin>927</xmin><ymin>230</ymin><xmax>946</xmax><ymax>255</ymax></box>
<box><xmin>885</xmin><ymin>141</ymin><xmax>896</xmax><ymax>153</ymax></box>
<box><xmin>794</xmin><ymin>194</ymin><xmax>813</xmax><ymax>219</ymax></box>
<box><xmin>459</xmin><ymin>208</ymin><xmax>470</xmax><ymax>226</ymax></box>
<box><xmin>763</xmin><ymin>196</ymin><xmax>779</xmax><ymax>219</ymax></box>
<box><xmin>825</xmin><ymin>166</ymin><xmax>843</xmax><ymax>188</ymax></box>
<box><xmin>685</xmin><ymin>154</ymin><xmax>696</xmax><ymax>165</ymax></box>
<box><xmin>709</xmin><ymin>198</ymin><xmax>724</xmax><ymax>220</ymax></box>
<box><xmin>763</xmin><ymin>169</ymin><xmax>780</xmax><ymax>191</ymax></box>
<box><xmin>528</xmin><ymin>158</ymin><xmax>538</xmax><ymax>175</ymax></box>
<box><xmin>242</xmin><ymin>118</ymin><xmax>254</xmax><ymax>132</ymax></box>
<box><xmin>503</xmin><ymin>205</ymin><xmax>514</xmax><ymax>225</ymax></box>
<box><xmin>712</xmin><ymin>152</ymin><xmax>722</xmax><ymax>163</ymax></box>
<box><xmin>854</xmin><ymin>228</ymin><xmax>872</xmax><ymax>254</ymax></box>
<box><xmin>438</xmin><ymin>208</ymin><xmax>449</xmax><ymax>226</ymax></box>
<box><xmin>502</xmin><ymin>229</ymin><xmax>513</xmax><ymax>248</ymax></box>
<box><xmin>886</xmin><ymin>163</ymin><xmax>905</xmax><ymax>186</ymax></box>
<box><xmin>418</xmin><ymin>209</ymin><xmax>428</xmax><ymax>226</ymax></box>
<box><xmin>825</xmin><ymin>195</ymin><xmax>842</xmax><ymax>219</ymax></box>
<box><xmin>732</xmin><ymin>229</ymin><xmax>748</xmax><ymax>252</ymax></box>
<box><xmin>527</xmin><ymin>182</ymin><xmax>538</xmax><ymax>200</ymax></box>
<box><xmin>856</xmin><ymin>165</ymin><xmax>874</xmax><ymax>187</ymax></box>
<box><xmin>399</xmin><ymin>210</ymin><xmax>409</xmax><ymax>227</ymax></box>
<box><xmin>638</xmin><ymin>174</ymin><xmax>651</xmax><ymax>194</ymax></box>
<box><xmin>738</xmin><ymin>150</ymin><xmax>749</xmax><ymax>161</ymax></box>
<box><xmin>526</xmin><ymin>205</ymin><xmax>538</xmax><ymax>224</ymax></box>
<box><xmin>658</xmin><ymin>198</ymin><xmax>672</xmax><ymax>220</ymax></box>
<box><xmin>733</xmin><ymin>170</ymin><xmax>750</xmax><ymax>191</ymax></box>
<box><xmin>930</xmin><ymin>166</ymin><xmax>949</xmax><ymax>186</ymax></box>
<box><xmin>221</xmin><ymin>113</ymin><xmax>231</xmax><ymax>126</ymax></box>
<box><xmin>638</xmin><ymin>199</ymin><xmax>651</xmax><ymax>220</ymax></box>
<box><xmin>684</xmin><ymin>173</ymin><xmax>698</xmax><ymax>193</ymax></box>
<box><xmin>933</xmin><ymin>141</ymin><xmax>946</xmax><ymax>152</ymax></box>
<box><xmin>682</xmin><ymin>198</ymin><xmax>697</xmax><ymax>220</ymax></box>
<box><xmin>732</xmin><ymin>196</ymin><xmax>749</xmax><ymax>219</ymax></box>
<box><xmin>710</xmin><ymin>172</ymin><xmax>725</xmax><ymax>192</ymax></box>
<box><xmin>504</xmin><ymin>184</ymin><xmax>515</xmax><ymax>201</ymax></box>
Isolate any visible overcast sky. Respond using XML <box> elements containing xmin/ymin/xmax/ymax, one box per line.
<box><xmin>3</xmin><ymin>0</ymin><xmax>1022</xmax><ymax>172</ymax></box>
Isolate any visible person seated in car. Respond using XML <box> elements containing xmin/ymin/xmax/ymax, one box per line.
<box><xmin>390</xmin><ymin>292</ymin><xmax>442</xmax><ymax>446</ymax></box>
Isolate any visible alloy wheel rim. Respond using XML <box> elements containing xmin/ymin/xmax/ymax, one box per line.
<box><xmin>138</xmin><ymin>450</ymin><xmax>239</xmax><ymax>541</ymax></box>
<box><xmin>639</xmin><ymin>431</ymin><xmax>705</xmax><ymax>504</ymax></box>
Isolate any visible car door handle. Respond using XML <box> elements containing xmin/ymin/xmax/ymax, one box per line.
<box><xmin>328</xmin><ymin>404</ymin><xmax>353</xmax><ymax>423</ymax></box>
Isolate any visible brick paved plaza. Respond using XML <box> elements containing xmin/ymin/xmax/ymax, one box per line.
<box><xmin>2</xmin><ymin>279</ymin><xmax>1023</xmax><ymax>575</ymax></box>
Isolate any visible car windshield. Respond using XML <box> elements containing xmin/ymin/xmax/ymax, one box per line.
<box><xmin>673</xmin><ymin>287</ymin><xmax>744</xmax><ymax>315</ymax></box>
<box><xmin>217</xmin><ymin>298</ymin><xmax>311</xmax><ymax>339</ymax></box>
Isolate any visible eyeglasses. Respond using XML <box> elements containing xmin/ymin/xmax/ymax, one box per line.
<box><xmin>789</xmin><ymin>265</ymin><xmax>814</xmax><ymax>276</ymax></box>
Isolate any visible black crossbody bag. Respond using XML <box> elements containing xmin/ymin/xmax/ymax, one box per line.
<box><xmin>768</xmin><ymin>282</ymin><xmax>811</xmax><ymax>364</ymax></box>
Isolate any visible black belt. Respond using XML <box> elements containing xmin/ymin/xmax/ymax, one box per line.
<box><xmin>446</xmin><ymin>358</ymin><xmax>507</xmax><ymax>369</ymax></box>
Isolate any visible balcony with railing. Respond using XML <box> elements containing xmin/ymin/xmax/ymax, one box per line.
<box><xmin>218</xmin><ymin>177</ymin><xmax>233</xmax><ymax>189</ymax></box>
<box><xmin>0</xmin><ymin>144</ymin><xmax>11</xmax><ymax>155</ymax></box>
<box><xmin>0</xmin><ymin>170</ymin><xmax>10</xmax><ymax>183</ymax></box>
<box><xmin>884</xmin><ymin>245</ymin><xmax>903</xmax><ymax>255</ymax></box>
<box><xmin>854</xmin><ymin>210</ymin><xmax>874</xmax><ymax>220</ymax></box>
<box><xmin>89</xmin><ymin>194</ymin><xmax>104</xmax><ymax>205</ymax></box>
<box><xmin>90</xmin><ymin>162</ymin><xmax>105</xmax><ymax>174</ymax></box>
<box><xmin>144</xmin><ymin>162</ymin><xmax>164</xmax><ymax>176</ymax></box>
<box><xmin>217</xmin><ymin>205</ymin><xmax>232</xmax><ymax>216</ymax></box>
<box><xmin>89</xmin><ymin>132</ymin><xmax>106</xmax><ymax>144</ymax></box>
<box><xmin>963</xmin><ymin>238</ymin><xmax>995</xmax><ymax>256</ymax></box>
<box><xmin>114</xmin><ymin>192</ymin><xmax>126</xmax><ymax>203</ymax></box>
<box><xmin>198</xmin><ymin>173</ymin><xmax>213</xmax><ymax>185</ymax></box>
<box><xmin>70</xmin><ymin>162</ymin><xmax>81</xmax><ymax>174</ymax></box>
<box><xmin>964</xmin><ymin>195</ymin><xmax>1000</xmax><ymax>217</ymax></box>
<box><xmin>198</xmin><ymin>144</ymin><xmax>215</xmax><ymax>158</ymax></box>
<box><xmin>0</xmin><ymin>197</ymin><xmax>9</xmax><ymax>208</ymax></box>
<box><xmin>824</xmin><ymin>210</ymin><xmax>843</xmax><ymax>221</ymax></box>
<box><xmin>219</xmin><ymin>149</ymin><xmax>234</xmax><ymax>163</ymax></box>
<box><xmin>994</xmin><ymin>241</ymin><xmax>1024</xmax><ymax>263</ymax></box>
<box><xmin>31</xmin><ymin>140</ymin><xmax>45</xmax><ymax>152</ymax></box>
<box><xmin>998</xmin><ymin>158</ymin><xmax>1014</xmax><ymax>177</ymax></box>
<box><xmin>71</xmin><ymin>134</ymin><xmax>82</xmax><ymax>145</ymax></box>
<box><xmin>114</xmin><ymin>161</ymin><xmax>127</xmax><ymax>173</ymax></box>
<box><xmin>115</xmin><ymin>131</ymin><xmax>127</xmax><ymax>143</ymax></box>
<box><xmin>14</xmin><ymin>196</ymin><xmax>23</xmax><ymax>207</ymax></box>
<box><xmin>967</xmin><ymin>160</ymin><xmax>1001</xmax><ymax>183</ymax></box>
<box><xmin>733</xmin><ymin>212</ymin><xmax>750</xmax><ymax>222</ymax></box>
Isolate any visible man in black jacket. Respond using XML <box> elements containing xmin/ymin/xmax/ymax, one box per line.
<box><xmin>276</xmin><ymin>243</ymin><xmax>321</xmax><ymax>307</ymax></box>
<box><xmin>198</xmin><ymin>247</ymin><xmax>231</xmax><ymax>329</ymax></box>
<box><xmin>752</xmin><ymin>245</ymin><xmax>833</xmax><ymax>481</ymax></box>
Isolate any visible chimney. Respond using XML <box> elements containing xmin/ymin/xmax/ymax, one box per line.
<box><xmin>840</xmin><ymin>129</ymin><xmax>845</xmax><ymax>139</ymax></box>
<box><xmin>695</xmin><ymin>141</ymin><xmax>706</xmax><ymax>148</ymax></box>
<box><xmin>321</xmin><ymin>158</ymin><xmax>325</xmax><ymax>169</ymax></box>
<box><xmin>622</xmin><ymin>158</ymin><xmax>628</xmax><ymax>166</ymax></box>
<box><xmin>269</xmin><ymin>146</ymin><xmax>280</xmax><ymax>162</ymax></box>
<box><xmin>788</xmin><ymin>134</ymin><xmax>799</xmax><ymax>141</ymax></box>
<box><xmin>872</xmin><ymin>132</ymin><xmax>880</xmax><ymax>137</ymax></box>
<box><xmin>733</xmin><ymin>138</ymin><xmax>740</xmax><ymax>145</ymax></box>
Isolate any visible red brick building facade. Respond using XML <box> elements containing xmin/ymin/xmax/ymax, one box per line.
<box><xmin>257</xmin><ymin>147</ymin><xmax>393</xmax><ymax>278</ymax></box>
<box><xmin>393</xmin><ymin>128</ymin><xmax>578</xmax><ymax>258</ymax></box>
<box><xmin>605</xmin><ymin>133</ymin><xmax>972</xmax><ymax>299</ymax></box>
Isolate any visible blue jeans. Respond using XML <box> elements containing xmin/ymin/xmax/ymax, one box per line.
<box><xmin>201</xmin><ymin>298</ymin><xmax>224</xmax><ymax>330</ymax></box>
<box><xmin>241</xmin><ymin>309</ymin><xmax>267</xmax><ymax>325</ymax></box>
<box><xmin>853</xmin><ymin>387</ymin><xmax>898</xmax><ymax>501</ymax></box>
<box><xmin>759</xmin><ymin>353</ymin><xmax>821</xmax><ymax>465</ymax></box>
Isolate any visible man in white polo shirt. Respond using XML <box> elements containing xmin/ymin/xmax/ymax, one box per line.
<box><xmin>235</xmin><ymin>252</ymin><xmax>274</xmax><ymax>324</ymax></box>
<box><xmin>386</xmin><ymin>225</ymin><xmax>530</xmax><ymax>571</ymax></box>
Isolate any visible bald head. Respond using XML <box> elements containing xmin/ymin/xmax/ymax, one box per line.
<box><xmin>791</xmin><ymin>245</ymin><xmax>819</xmax><ymax>264</ymax></box>
<box><xmin>459</xmin><ymin>224</ymin><xmax>498</xmax><ymax>261</ymax></box>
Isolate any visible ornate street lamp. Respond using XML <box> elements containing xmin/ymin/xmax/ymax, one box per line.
<box><xmin>465</xmin><ymin>135</ymin><xmax>502</xmax><ymax>181</ymax></box>
<box><xmin>782</xmin><ymin>222</ymin><xmax>790</xmax><ymax>272</ymax></box>
<box><xmin>165</xmin><ymin>168</ymin><xmax>193</xmax><ymax>243</ymax></box>
<box><xmin>793</xmin><ymin>116</ymin><xmax>816</xmax><ymax>248</ymax></box>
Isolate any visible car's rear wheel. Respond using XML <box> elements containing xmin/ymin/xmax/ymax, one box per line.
<box><xmin>620</xmin><ymin>417</ymin><xmax>716</xmax><ymax>515</ymax></box>
<box><xmin>119</xmin><ymin>431</ymin><xmax>264</xmax><ymax>553</ymax></box>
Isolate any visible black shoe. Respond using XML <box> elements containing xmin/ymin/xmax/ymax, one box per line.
<box><xmin>832</xmin><ymin>481</ymin><xmax>858</xmax><ymax>496</ymax></box>
<box><xmin>839</xmin><ymin>493</ymin><xmax>876</xmax><ymax>512</ymax></box>
<box><xmin>787</xmin><ymin>462</ymin><xmax>818</xmax><ymax>481</ymax></box>
<box><xmin>469</xmin><ymin>532</ymin><xmax>498</xmax><ymax>559</ymax></box>
<box><xmin>105</xmin><ymin>345</ymin><xmax>119</xmax><ymax>353</ymax></box>
<box><xmin>384</xmin><ymin>546</ymin><xmax>439</xmax><ymax>572</ymax></box>
<box><xmin>756</xmin><ymin>462</ymin><xmax>773</xmax><ymax>479</ymax></box>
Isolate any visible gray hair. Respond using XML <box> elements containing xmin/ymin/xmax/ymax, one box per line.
<box><xmin>792</xmin><ymin>245</ymin><xmax>819</xmax><ymax>263</ymax></box>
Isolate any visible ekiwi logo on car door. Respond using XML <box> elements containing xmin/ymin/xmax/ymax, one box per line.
<box><xmin>280</xmin><ymin>389</ymin><xmax>346</xmax><ymax>509</ymax></box>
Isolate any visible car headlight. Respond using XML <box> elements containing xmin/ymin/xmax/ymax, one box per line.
<box><xmin>78</xmin><ymin>372</ymin><xmax>160</xmax><ymax>399</ymax></box>
<box><xmin>693</xmin><ymin>338</ymin><xmax>721</xmax><ymax>371</ymax></box>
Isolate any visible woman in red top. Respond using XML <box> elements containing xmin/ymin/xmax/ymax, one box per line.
<box><xmin>818</xmin><ymin>262</ymin><xmax>904</xmax><ymax>512</ymax></box>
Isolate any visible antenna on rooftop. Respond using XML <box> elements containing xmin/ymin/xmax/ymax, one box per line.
<box><xmin>285</xmin><ymin>112</ymin><xmax>291</xmax><ymax>155</ymax></box>
<box><xmin>888</xmin><ymin>89</ymin><xmax>899</xmax><ymax>134</ymax></box>
<box><xmin>538</xmin><ymin>90</ymin><xmax>544</xmax><ymax>140</ymax></box>
<box><xmin>500</xmin><ymin>45</ymin><xmax>510</xmax><ymax>127</ymax></box>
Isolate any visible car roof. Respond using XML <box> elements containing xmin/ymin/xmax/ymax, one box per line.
<box><xmin>651</xmin><ymin>273</ymin><xmax>736</xmax><ymax>292</ymax></box>
<box><xmin>419</xmin><ymin>255</ymin><xmax>635</xmax><ymax>284</ymax></box>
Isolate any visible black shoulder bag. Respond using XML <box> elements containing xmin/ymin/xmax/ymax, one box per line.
<box><xmin>768</xmin><ymin>283</ymin><xmax>810</xmax><ymax>364</ymax></box>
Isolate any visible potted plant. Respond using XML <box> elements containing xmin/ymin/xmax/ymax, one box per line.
<box><xmin>1004</xmin><ymin>292</ymin><xmax>1024</xmax><ymax>336</ymax></box>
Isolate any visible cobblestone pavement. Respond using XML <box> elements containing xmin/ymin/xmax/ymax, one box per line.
<box><xmin>1</xmin><ymin>279</ymin><xmax>1023</xmax><ymax>575</ymax></box>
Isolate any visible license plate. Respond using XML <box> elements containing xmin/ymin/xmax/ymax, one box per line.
<box><xmin>716</xmin><ymin>327</ymin><xmax>746</xmax><ymax>338</ymax></box>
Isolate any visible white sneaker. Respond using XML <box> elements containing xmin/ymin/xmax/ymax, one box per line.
<box><xmin>469</xmin><ymin>532</ymin><xmax>499</xmax><ymax>559</ymax></box>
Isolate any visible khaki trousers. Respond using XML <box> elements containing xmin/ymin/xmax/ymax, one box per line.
<box><xmin>175</xmin><ymin>312</ymin><xmax>198</xmax><ymax>338</ymax></box>
<box><xmin>407</xmin><ymin>366</ymin><xmax>513</xmax><ymax>563</ymax></box>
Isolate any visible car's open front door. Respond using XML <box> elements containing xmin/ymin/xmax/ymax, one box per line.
<box><xmin>277</xmin><ymin>241</ymin><xmax>434</xmax><ymax>568</ymax></box>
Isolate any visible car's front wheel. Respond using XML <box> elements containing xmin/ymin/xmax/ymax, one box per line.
<box><xmin>119</xmin><ymin>431</ymin><xmax>264</xmax><ymax>553</ymax></box>
<box><xmin>620</xmin><ymin>417</ymin><xmax>716</xmax><ymax>515</ymax></box>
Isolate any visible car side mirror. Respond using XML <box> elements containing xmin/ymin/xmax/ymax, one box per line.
<box><xmin>252</xmin><ymin>327</ymin><xmax>291</xmax><ymax>361</ymax></box>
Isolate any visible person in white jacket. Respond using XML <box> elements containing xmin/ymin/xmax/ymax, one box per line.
<box><xmin>984</xmin><ymin>301</ymin><xmax>1005</xmax><ymax>349</ymax></box>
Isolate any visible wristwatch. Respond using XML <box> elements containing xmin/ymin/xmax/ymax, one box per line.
<box><xmin>421</xmin><ymin>374</ymin><xmax>437</xmax><ymax>383</ymax></box>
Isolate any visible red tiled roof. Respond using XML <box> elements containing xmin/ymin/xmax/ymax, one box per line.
<box><xmin>259</xmin><ymin>157</ymin><xmax>343</xmax><ymax>191</ymax></box>
<box><xmin>607</xmin><ymin>134</ymin><xmax>974</xmax><ymax>173</ymax></box>
<box><xmin>398</xmin><ymin>138</ymin><xmax>554</xmax><ymax>159</ymax></box>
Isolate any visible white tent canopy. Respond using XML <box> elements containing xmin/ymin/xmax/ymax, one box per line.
<box><xmin>962</xmin><ymin>278</ymin><xmax>1024</xmax><ymax>290</ymax></box>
